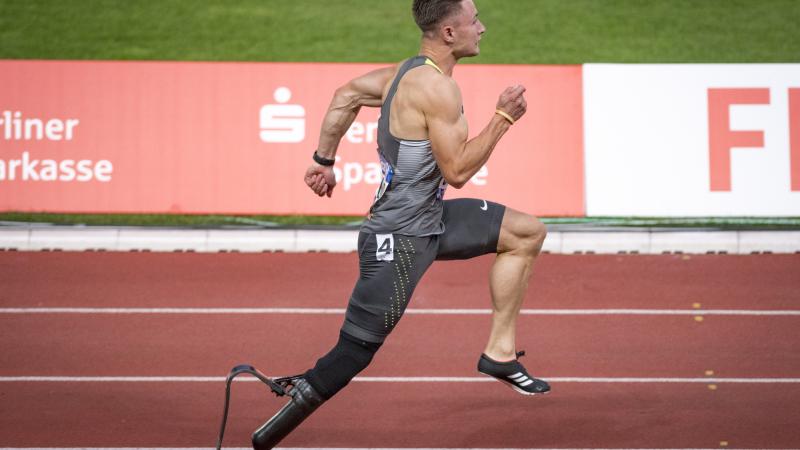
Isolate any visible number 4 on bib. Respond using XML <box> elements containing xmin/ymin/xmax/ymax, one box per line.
<box><xmin>376</xmin><ymin>234</ymin><xmax>394</xmax><ymax>262</ymax></box>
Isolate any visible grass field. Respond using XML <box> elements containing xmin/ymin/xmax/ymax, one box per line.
<box><xmin>1</xmin><ymin>0</ymin><xmax>798</xmax><ymax>227</ymax></box>
<box><xmin>2</xmin><ymin>212</ymin><xmax>799</xmax><ymax>230</ymax></box>
<box><xmin>0</xmin><ymin>212</ymin><xmax>363</xmax><ymax>227</ymax></box>
<box><xmin>1</xmin><ymin>0</ymin><xmax>798</xmax><ymax>63</ymax></box>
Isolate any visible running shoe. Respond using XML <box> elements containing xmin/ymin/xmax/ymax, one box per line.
<box><xmin>477</xmin><ymin>350</ymin><xmax>550</xmax><ymax>395</ymax></box>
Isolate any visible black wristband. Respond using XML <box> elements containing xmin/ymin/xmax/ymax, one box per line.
<box><xmin>313</xmin><ymin>150</ymin><xmax>335</xmax><ymax>166</ymax></box>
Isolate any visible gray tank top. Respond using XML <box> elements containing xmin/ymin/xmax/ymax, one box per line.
<box><xmin>360</xmin><ymin>56</ymin><xmax>447</xmax><ymax>237</ymax></box>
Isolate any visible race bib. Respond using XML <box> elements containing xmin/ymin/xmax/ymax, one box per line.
<box><xmin>436</xmin><ymin>178</ymin><xmax>448</xmax><ymax>200</ymax></box>
<box><xmin>373</xmin><ymin>156</ymin><xmax>394</xmax><ymax>204</ymax></box>
<box><xmin>375</xmin><ymin>234</ymin><xmax>394</xmax><ymax>262</ymax></box>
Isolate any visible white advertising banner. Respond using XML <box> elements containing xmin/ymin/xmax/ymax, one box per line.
<box><xmin>584</xmin><ymin>64</ymin><xmax>800</xmax><ymax>216</ymax></box>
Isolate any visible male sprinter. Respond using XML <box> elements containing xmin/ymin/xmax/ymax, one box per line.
<box><xmin>252</xmin><ymin>0</ymin><xmax>548</xmax><ymax>448</ymax></box>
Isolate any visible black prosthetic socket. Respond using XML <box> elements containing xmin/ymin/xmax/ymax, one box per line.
<box><xmin>250</xmin><ymin>332</ymin><xmax>380</xmax><ymax>450</ymax></box>
<box><xmin>304</xmin><ymin>331</ymin><xmax>382</xmax><ymax>400</ymax></box>
<box><xmin>251</xmin><ymin>378</ymin><xmax>325</xmax><ymax>450</ymax></box>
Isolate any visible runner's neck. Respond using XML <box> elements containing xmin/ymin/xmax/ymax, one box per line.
<box><xmin>417</xmin><ymin>44</ymin><xmax>456</xmax><ymax>76</ymax></box>
<box><xmin>424</xmin><ymin>58</ymin><xmax>444</xmax><ymax>74</ymax></box>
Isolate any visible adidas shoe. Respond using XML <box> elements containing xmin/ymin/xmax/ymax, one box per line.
<box><xmin>478</xmin><ymin>350</ymin><xmax>550</xmax><ymax>395</ymax></box>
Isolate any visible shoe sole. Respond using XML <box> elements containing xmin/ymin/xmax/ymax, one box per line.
<box><xmin>478</xmin><ymin>371</ymin><xmax>550</xmax><ymax>396</ymax></box>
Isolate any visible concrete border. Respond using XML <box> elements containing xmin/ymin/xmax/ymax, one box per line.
<box><xmin>2</xmin><ymin>227</ymin><xmax>799</xmax><ymax>254</ymax></box>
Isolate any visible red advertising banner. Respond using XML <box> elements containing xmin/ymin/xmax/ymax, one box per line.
<box><xmin>0</xmin><ymin>60</ymin><xmax>584</xmax><ymax>216</ymax></box>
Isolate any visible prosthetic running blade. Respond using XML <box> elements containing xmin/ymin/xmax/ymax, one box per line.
<box><xmin>216</xmin><ymin>364</ymin><xmax>303</xmax><ymax>450</ymax></box>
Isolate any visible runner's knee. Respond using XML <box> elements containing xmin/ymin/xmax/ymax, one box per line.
<box><xmin>505</xmin><ymin>213</ymin><xmax>546</xmax><ymax>257</ymax></box>
<box><xmin>532</xmin><ymin>216</ymin><xmax>547</xmax><ymax>246</ymax></box>
<box><xmin>304</xmin><ymin>331</ymin><xmax>382</xmax><ymax>400</ymax></box>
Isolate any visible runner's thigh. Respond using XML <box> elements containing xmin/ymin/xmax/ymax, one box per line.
<box><xmin>341</xmin><ymin>232</ymin><xmax>438</xmax><ymax>343</ymax></box>
<box><xmin>436</xmin><ymin>198</ymin><xmax>506</xmax><ymax>261</ymax></box>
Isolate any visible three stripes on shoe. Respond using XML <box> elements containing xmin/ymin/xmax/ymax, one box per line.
<box><xmin>507</xmin><ymin>371</ymin><xmax>535</xmax><ymax>387</ymax></box>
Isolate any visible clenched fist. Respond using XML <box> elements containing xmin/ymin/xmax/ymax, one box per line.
<box><xmin>304</xmin><ymin>164</ymin><xmax>337</xmax><ymax>198</ymax></box>
<box><xmin>496</xmin><ymin>85</ymin><xmax>527</xmax><ymax>122</ymax></box>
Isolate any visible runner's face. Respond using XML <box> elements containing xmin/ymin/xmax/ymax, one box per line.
<box><xmin>452</xmin><ymin>0</ymin><xmax>485</xmax><ymax>57</ymax></box>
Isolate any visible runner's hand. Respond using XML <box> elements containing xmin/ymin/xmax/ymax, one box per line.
<box><xmin>496</xmin><ymin>85</ymin><xmax>527</xmax><ymax>122</ymax></box>
<box><xmin>304</xmin><ymin>164</ymin><xmax>337</xmax><ymax>198</ymax></box>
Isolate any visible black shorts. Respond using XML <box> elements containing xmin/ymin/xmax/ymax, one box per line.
<box><xmin>341</xmin><ymin>198</ymin><xmax>506</xmax><ymax>343</ymax></box>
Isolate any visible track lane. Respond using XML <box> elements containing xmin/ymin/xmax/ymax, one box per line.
<box><xmin>2</xmin><ymin>252</ymin><xmax>799</xmax><ymax>309</ymax></box>
<box><xmin>1</xmin><ymin>381</ymin><xmax>798</xmax><ymax>448</ymax></box>
<box><xmin>2</xmin><ymin>251</ymin><xmax>799</xmax><ymax>448</ymax></box>
<box><xmin>2</xmin><ymin>314</ymin><xmax>798</xmax><ymax>378</ymax></box>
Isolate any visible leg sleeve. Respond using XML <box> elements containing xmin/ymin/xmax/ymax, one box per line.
<box><xmin>340</xmin><ymin>232</ymin><xmax>438</xmax><ymax>343</ymax></box>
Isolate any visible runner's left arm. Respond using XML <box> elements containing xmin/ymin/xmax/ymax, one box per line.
<box><xmin>306</xmin><ymin>66</ymin><xmax>397</xmax><ymax>197</ymax></box>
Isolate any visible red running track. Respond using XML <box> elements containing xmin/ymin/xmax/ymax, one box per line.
<box><xmin>1</xmin><ymin>252</ymin><xmax>799</xmax><ymax>448</ymax></box>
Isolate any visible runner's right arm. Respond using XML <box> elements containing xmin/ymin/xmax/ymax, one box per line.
<box><xmin>306</xmin><ymin>66</ymin><xmax>397</xmax><ymax>197</ymax></box>
<box><xmin>316</xmin><ymin>66</ymin><xmax>396</xmax><ymax>159</ymax></box>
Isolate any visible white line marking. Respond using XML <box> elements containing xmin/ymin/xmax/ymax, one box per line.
<box><xmin>1</xmin><ymin>376</ymin><xmax>799</xmax><ymax>383</ymax></box>
<box><xmin>2</xmin><ymin>448</ymin><xmax>798</xmax><ymax>450</ymax></box>
<box><xmin>1</xmin><ymin>307</ymin><xmax>799</xmax><ymax>316</ymax></box>
<box><xmin>2</xmin><ymin>448</ymin><xmax>788</xmax><ymax>450</ymax></box>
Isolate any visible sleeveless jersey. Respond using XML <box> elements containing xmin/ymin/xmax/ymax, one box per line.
<box><xmin>360</xmin><ymin>56</ymin><xmax>447</xmax><ymax>237</ymax></box>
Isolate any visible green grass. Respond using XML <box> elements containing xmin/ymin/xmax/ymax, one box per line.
<box><xmin>543</xmin><ymin>216</ymin><xmax>800</xmax><ymax>230</ymax></box>
<box><xmin>1</xmin><ymin>0</ymin><xmax>798</xmax><ymax>63</ymax></box>
<box><xmin>0</xmin><ymin>212</ymin><xmax>364</xmax><ymax>227</ymax></box>
<box><xmin>3</xmin><ymin>212</ymin><xmax>799</xmax><ymax>230</ymax></box>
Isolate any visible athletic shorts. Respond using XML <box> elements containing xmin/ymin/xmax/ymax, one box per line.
<box><xmin>341</xmin><ymin>198</ymin><xmax>506</xmax><ymax>343</ymax></box>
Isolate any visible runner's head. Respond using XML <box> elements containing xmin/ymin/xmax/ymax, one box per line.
<box><xmin>412</xmin><ymin>0</ymin><xmax>486</xmax><ymax>58</ymax></box>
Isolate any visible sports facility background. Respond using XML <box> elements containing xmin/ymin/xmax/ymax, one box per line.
<box><xmin>1</xmin><ymin>1</ymin><xmax>800</xmax><ymax>449</ymax></box>
<box><xmin>2</xmin><ymin>0</ymin><xmax>799</xmax><ymax>220</ymax></box>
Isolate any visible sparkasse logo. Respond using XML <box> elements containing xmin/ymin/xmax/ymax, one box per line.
<box><xmin>259</xmin><ymin>87</ymin><xmax>305</xmax><ymax>143</ymax></box>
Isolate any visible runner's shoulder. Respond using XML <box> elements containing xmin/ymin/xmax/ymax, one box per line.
<box><xmin>406</xmin><ymin>66</ymin><xmax>460</xmax><ymax>107</ymax></box>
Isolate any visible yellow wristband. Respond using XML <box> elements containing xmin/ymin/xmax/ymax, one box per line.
<box><xmin>495</xmin><ymin>109</ymin><xmax>515</xmax><ymax>125</ymax></box>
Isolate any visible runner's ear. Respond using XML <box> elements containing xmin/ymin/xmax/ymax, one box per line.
<box><xmin>441</xmin><ymin>24</ymin><xmax>456</xmax><ymax>44</ymax></box>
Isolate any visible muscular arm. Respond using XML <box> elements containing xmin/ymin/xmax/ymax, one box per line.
<box><xmin>424</xmin><ymin>79</ymin><xmax>525</xmax><ymax>189</ymax></box>
<box><xmin>305</xmin><ymin>66</ymin><xmax>396</xmax><ymax>197</ymax></box>
<box><xmin>315</xmin><ymin>66</ymin><xmax>396</xmax><ymax>159</ymax></box>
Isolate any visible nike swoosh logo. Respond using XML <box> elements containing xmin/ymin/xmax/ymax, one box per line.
<box><xmin>480</xmin><ymin>200</ymin><xmax>488</xmax><ymax>211</ymax></box>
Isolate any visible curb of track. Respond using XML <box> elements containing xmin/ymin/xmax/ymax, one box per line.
<box><xmin>1</xmin><ymin>225</ymin><xmax>799</xmax><ymax>254</ymax></box>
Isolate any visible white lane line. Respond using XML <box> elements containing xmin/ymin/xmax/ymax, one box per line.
<box><xmin>1</xmin><ymin>307</ymin><xmax>799</xmax><ymax>316</ymax></box>
<box><xmin>2</xmin><ymin>448</ymin><xmax>784</xmax><ymax>450</ymax></box>
<box><xmin>2</xmin><ymin>448</ymin><xmax>793</xmax><ymax>450</ymax></box>
<box><xmin>1</xmin><ymin>376</ymin><xmax>799</xmax><ymax>383</ymax></box>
